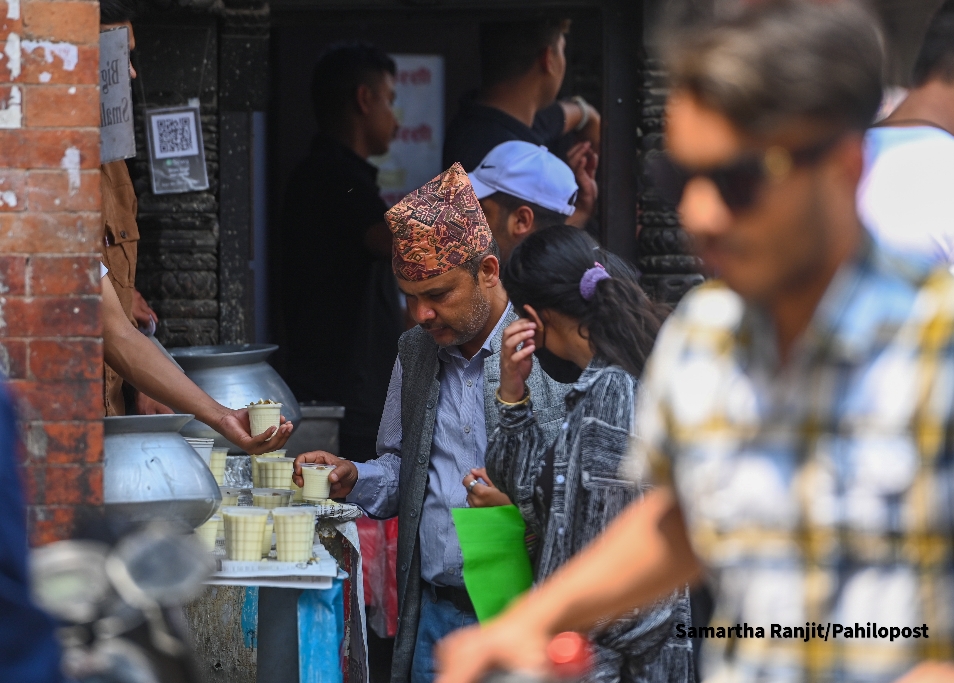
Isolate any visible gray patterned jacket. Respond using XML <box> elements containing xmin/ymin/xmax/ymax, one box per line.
<box><xmin>485</xmin><ymin>358</ymin><xmax>694</xmax><ymax>683</ymax></box>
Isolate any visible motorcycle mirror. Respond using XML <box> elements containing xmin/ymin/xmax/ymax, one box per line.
<box><xmin>30</xmin><ymin>540</ymin><xmax>112</xmax><ymax>624</ymax></box>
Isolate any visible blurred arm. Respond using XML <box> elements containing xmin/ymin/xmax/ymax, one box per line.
<box><xmin>560</xmin><ymin>98</ymin><xmax>601</xmax><ymax>148</ymax></box>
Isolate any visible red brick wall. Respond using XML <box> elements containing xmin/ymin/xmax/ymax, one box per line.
<box><xmin>0</xmin><ymin>0</ymin><xmax>103</xmax><ymax>545</ymax></box>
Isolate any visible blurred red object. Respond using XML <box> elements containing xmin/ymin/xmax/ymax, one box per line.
<box><xmin>357</xmin><ymin>516</ymin><xmax>399</xmax><ymax>638</ymax></box>
<box><xmin>547</xmin><ymin>632</ymin><xmax>591</xmax><ymax>679</ymax></box>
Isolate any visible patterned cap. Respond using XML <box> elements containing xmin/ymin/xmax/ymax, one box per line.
<box><xmin>386</xmin><ymin>163</ymin><xmax>493</xmax><ymax>281</ymax></box>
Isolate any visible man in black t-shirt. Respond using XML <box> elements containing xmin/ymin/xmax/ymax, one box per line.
<box><xmin>442</xmin><ymin>19</ymin><xmax>601</xmax><ymax>173</ymax></box>
<box><xmin>276</xmin><ymin>43</ymin><xmax>402</xmax><ymax>463</ymax></box>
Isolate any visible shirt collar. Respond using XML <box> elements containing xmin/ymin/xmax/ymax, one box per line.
<box><xmin>438</xmin><ymin>302</ymin><xmax>514</xmax><ymax>364</ymax></box>
<box><xmin>739</xmin><ymin>231</ymin><xmax>929</xmax><ymax>368</ymax></box>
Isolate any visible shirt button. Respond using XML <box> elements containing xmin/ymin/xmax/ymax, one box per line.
<box><xmin>448</xmin><ymin>568</ymin><xmax>456</xmax><ymax>575</ymax></box>
<box><xmin>466</xmin><ymin>380</ymin><xmax>473</xmax><ymax>387</ymax></box>
<box><xmin>426</xmin><ymin>400</ymin><xmax>435</xmax><ymax>409</ymax></box>
<box><xmin>120</xmin><ymin>230</ymin><xmax>127</xmax><ymax>239</ymax></box>
<box><xmin>561</xmin><ymin>422</ymin><xmax>569</xmax><ymax>430</ymax></box>
<box><xmin>557</xmin><ymin>527</ymin><xmax>565</xmax><ymax>536</ymax></box>
<box><xmin>401</xmin><ymin>563</ymin><xmax>408</xmax><ymax>572</ymax></box>
<box><xmin>410</xmin><ymin>510</ymin><xmax>417</xmax><ymax>518</ymax></box>
<box><xmin>464</xmin><ymin>425</ymin><xmax>471</xmax><ymax>434</ymax></box>
<box><xmin>556</xmin><ymin>475</ymin><xmax>565</xmax><ymax>485</ymax></box>
<box><xmin>417</xmin><ymin>455</ymin><xmax>426</xmax><ymax>465</ymax></box>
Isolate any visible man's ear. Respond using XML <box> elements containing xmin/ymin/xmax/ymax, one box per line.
<box><xmin>478</xmin><ymin>254</ymin><xmax>501</xmax><ymax>288</ymax></box>
<box><xmin>355</xmin><ymin>82</ymin><xmax>374</xmax><ymax>116</ymax></box>
<box><xmin>510</xmin><ymin>205</ymin><xmax>535</xmax><ymax>240</ymax></box>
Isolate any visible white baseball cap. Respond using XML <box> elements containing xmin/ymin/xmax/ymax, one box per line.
<box><xmin>469</xmin><ymin>141</ymin><xmax>578</xmax><ymax>216</ymax></box>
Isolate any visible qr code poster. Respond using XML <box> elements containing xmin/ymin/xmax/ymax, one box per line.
<box><xmin>144</xmin><ymin>106</ymin><xmax>210</xmax><ymax>195</ymax></box>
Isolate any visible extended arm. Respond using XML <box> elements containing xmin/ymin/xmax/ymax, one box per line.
<box><xmin>102</xmin><ymin>275</ymin><xmax>292</xmax><ymax>453</ymax></box>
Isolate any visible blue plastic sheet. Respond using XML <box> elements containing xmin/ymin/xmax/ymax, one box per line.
<box><xmin>298</xmin><ymin>580</ymin><xmax>344</xmax><ymax>683</ymax></box>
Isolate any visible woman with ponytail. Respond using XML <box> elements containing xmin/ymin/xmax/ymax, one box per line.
<box><xmin>461</xmin><ymin>225</ymin><xmax>693</xmax><ymax>683</ymax></box>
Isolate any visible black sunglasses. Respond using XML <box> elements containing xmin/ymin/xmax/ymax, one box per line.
<box><xmin>647</xmin><ymin>137</ymin><xmax>839</xmax><ymax>212</ymax></box>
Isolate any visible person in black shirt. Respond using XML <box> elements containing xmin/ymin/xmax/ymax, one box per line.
<box><xmin>276</xmin><ymin>43</ymin><xmax>402</xmax><ymax>463</ymax></box>
<box><xmin>443</xmin><ymin>19</ymin><xmax>601</xmax><ymax>173</ymax></box>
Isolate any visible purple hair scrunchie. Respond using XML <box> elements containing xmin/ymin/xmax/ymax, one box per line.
<box><xmin>579</xmin><ymin>262</ymin><xmax>611</xmax><ymax>301</ymax></box>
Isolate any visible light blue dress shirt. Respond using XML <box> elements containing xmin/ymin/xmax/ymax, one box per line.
<box><xmin>347</xmin><ymin>305</ymin><xmax>512</xmax><ymax>587</ymax></box>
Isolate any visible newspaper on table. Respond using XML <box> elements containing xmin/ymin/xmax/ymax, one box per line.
<box><xmin>207</xmin><ymin>539</ymin><xmax>341</xmax><ymax>590</ymax></box>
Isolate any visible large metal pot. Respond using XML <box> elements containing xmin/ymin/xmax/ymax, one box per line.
<box><xmin>167</xmin><ymin>344</ymin><xmax>301</xmax><ymax>450</ymax></box>
<box><xmin>104</xmin><ymin>414</ymin><xmax>221</xmax><ymax>530</ymax></box>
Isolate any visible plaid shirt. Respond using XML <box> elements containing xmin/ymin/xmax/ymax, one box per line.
<box><xmin>625</xmin><ymin>236</ymin><xmax>954</xmax><ymax>683</ymax></box>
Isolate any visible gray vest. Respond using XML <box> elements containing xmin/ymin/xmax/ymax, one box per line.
<box><xmin>390</xmin><ymin>307</ymin><xmax>570</xmax><ymax>683</ymax></box>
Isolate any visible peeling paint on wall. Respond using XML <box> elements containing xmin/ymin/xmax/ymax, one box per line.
<box><xmin>39</xmin><ymin>71</ymin><xmax>50</xmax><ymax>82</ymax></box>
<box><xmin>60</xmin><ymin>146</ymin><xmax>80</xmax><ymax>195</ymax></box>
<box><xmin>6</xmin><ymin>0</ymin><xmax>19</xmax><ymax>20</ymax></box>
<box><xmin>21</xmin><ymin>40</ymin><xmax>79</xmax><ymax>72</ymax></box>
<box><xmin>4</xmin><ymin>33</ymin><xmax>21</xmax><ymax>81</ymax></box>
<box><xmin>0</xmin><ymin>191</ymin><xmax>17</xmax><ymax>207</ymax></box>
<box><xmin>0</xmin><ymin>85</ymin><xmax>21</xmax><ymax>129</ymax></box>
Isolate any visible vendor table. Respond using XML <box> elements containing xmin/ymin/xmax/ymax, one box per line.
<box><xmin>184</xmin><ymin>521</ymin><xmax>368</xmax><ymax>683</ymax></box>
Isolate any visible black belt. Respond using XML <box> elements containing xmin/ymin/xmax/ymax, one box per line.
<box><xmin>426</xmin><ymin>582</ymin><xmax>475</xmax><ymax>614</ymax></box>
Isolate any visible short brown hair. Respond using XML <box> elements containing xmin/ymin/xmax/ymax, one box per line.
<box><xmin>664</xmin><ymin>0</ymin><xmax>884</xmax><ymax>136</ymax></box>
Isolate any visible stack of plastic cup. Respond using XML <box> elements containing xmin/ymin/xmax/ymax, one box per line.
<box><xmin>301</xmin><ymin>464</ymin><xmax>336</xmax><ymax>502</ymax></box>
<box><xmin>252</xmin><ymin>488</ymin><xmax>292</xmax><ymax>509</ymax></box>
<box><xmin>209</xmin><ymin>447</ymin><xmax>229</xmax><ymax>485</ymax></box>
<box><xmin>253</xmin><ymin>451</ymin><xmax>287</xmax><ymax>488</ymax></box>
<box><xmin>194</xmin><ymin>514</ymin><xmax>221</xmax><ymax>551</ymax></box>
<box><xmin>272</xmin><ymin>507</ymin><xmax>316</xmax><ymax>562</ymax></box>
<box><xmin>185</xmin><ymin>437</ymin><xmax>215</xmax><ymax>465</ymax></box>
<box><xmin>247</xmin><ymin>401</ymin><xmax>282</xmax><ymax>437</ymax></box>
<box><xmin>222</xmin><ymin>507</ymin><xmax>269</xmax><ymax>561</ymax></box>
<box><xmin>261</xmin><ymin>515</ymin><xmax>274</xmax><ymax>557</ymax></box>
<box><xmin>258</xmin><ymin>457</ymin><xmax>294</xmax><ymax>488</ymax></box>
<box><xmin>219</xmin><ymin>487</ymin><xmax>241</xmax><ymax>507</ymax></box>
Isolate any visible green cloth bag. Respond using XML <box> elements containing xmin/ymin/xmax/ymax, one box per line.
<box><xmin>451</xmin><ymin>505</ymin><xmax>534</xmax><ymax>622</ymax></box>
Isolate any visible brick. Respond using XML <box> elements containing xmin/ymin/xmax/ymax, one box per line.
<box><xmin>0</xmin><ymin>295</ymin><xmax>101</xmax><ymax>337</ymax></box>
<box><xmin>8</xmin><ymin>378</ymin><xmax>103</xmax><ymax>420</ymax></box>
<box><xmin>24</xmin><ymin>129</ymin><xmax>100</xmax><ymax>169</ymax></box>
<box><xmin>20</xmin><ymin>44</ymin><xmax>98</xmax><ymax>86</ymax></box>
<box><xmin>0</xmin><ymin>1</ymin><xmax>24</xmax><ymax>37</ymax></box>
<box><xmin>29</xmin><ymin>339</ymin><xmax>101</xmax><ymax>380</ymax></box>
<box><xmin>0</xmin><ymin>132</ymin><xmax>27</xmax><ymax>167</ymax></box>
<box><xmin>28</xmin><ymin>505</ymin><xmax>78</xmax><ymax>545</ymax></box>
<box><xmin>22</xmin><ymin>464</ymin><xmax>102</xmax><ymax>506</ymax></box>
<box><xmin>24</xmin><ymin>85</ymin><xmax>100</xmax><ymax>128</ymax></box>
<box><xmin>27</xmin><ymin>170</ymin><xmax>100</xmax><ymax>212</ymax></box>
<box><xmin>0</xmin><ymin>254</ymin><xmax>26</xmax><ymax>294</ymax></box>
<box><xmin>0</xmin><ymin>213</ymin><xmax>101</xmax><ymax>253</ymax></box>
<box><xmin>0</xmin><ymin>339</ymin><xmax>26</xmax><ymax>378</ymax></box>
<box><xmin>0</xmin><ymin>168</ymin><xmax>26</xmax><ymax>211</ymax></box>
<box><xmin>31</xmin><ymin>255</ymin><xmax>100</xmax><ymax>296</ymax></box>
<box><xmin>21</xmin><ymin>420</ymin><xmax>102</xmax><ymax>464</ymax></box>
<box><xmin>22</xmin><ymin>2</ymin><xmax>99</xmax><ymax>45</ymax></box>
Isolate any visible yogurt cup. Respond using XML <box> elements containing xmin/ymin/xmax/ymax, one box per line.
<box><xmin>252</xmin><ymin>488</ymin><xmax>292</xmax><ymax>509</ymax></box>
<box><xmin>195</xmin><ymin>514</ymin><xmax>221</xmax><ymax>551</ymax></box>
<box><xmin>301</xmin><ymin>464</ymin><xmax>336</xmax><ymax>501</ymax></box>
<box><xmin>272</xmin><ymin>507</ymin><xmax>316</xmax><ymax>562</ymax></box>
<box><xmin>209</xmin><ymin>447</ymin><xmax>229</xmax><ymax>485</ymax></box>
<box><xmin>257</xmin><ymin>457</ymin><xmax>294</xmax><ymax>489</ymax></box>
<box><xmin>185</xmin><ymin>438</ymin><xmax>215</xmax><ymax>466</ymax></box>
<box><xmin>222</xmin><ymin>507</ymin><xmax>270</xmax><ymax>561</ymax></box>
<box><xmin>219</xmin><ymin>486</ymin><xmax>241</xmax><ymax>507</ymax></box>
<box><xmin>253</xmin><ymin>451</ymin><xmax>287</xmax><ymax>488</ymax></box>
<box><xmin>261</xmin><ymin>515</ymin><xmax>274</xmax><ymax>557</ymax></box>
<box><xmin>248</xmin><ymin>402</ymin><xmax>282</xmax><ymax>437</ymax></box>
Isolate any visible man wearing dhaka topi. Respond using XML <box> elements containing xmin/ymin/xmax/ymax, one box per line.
<box><xmin>294</xmin><ymin>163</ymin><xmax>569</xmax><ymax>683</ymax></box>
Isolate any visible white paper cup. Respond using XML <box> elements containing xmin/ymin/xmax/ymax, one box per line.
<box><xmin>219</xmin><ymin>486</ymin><xmax>241</xmax><ymax>507</ymax></box>
<box><xmin>301</xmin><ymin>464</ymin><xmax>335</xmax><ymax>501</ymax></box>
<box><xmin>258</xmin><ymin>457</ymin><xmax>294</xmax><ymax>488</ymax></box>
<box><xmin>272</xmin><ymin>507</ymin><xmax>316</xmax><ymax>562</ymax></box>
<box><xmin>209</xmin><ymin>447</ymin><xmax>229</xmax><ymax>485</ymax></box>
<box><xmin>253</xmin><ymin>452</ymin><xmax>287</xmax><ymax>488</ymax></box>
<box><xmin>248</xmin><ymin>402</ymin><xmax>282</xmax><ymax>437</ymax></box>
<box><xmin>185</xmin><ymin>438</ymin><xmax>215</xmax><ymax>465</ymax></box>
<box><xmin>261</xmin><ymin>515</ymin><xmax>274</xmax><ymax>557</ymax></box>
<box><xmin>195</xmin><ymin>515</ymin><xmax>221</xmax><ymax>551</ymax></box>
<box><xmin>222</xmin><ymin>507</ymin><xmax>270</xmax><ymax>561</ymax></box>
<box><xmin>252</xmin><ymin>488</ymin><xmax>291</xmax><ymax>510</ymax></box>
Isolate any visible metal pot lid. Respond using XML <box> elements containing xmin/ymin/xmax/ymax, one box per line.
<box><xmin>104</xmin><ymin>414</ymin><xmax>194</xmax><ymax>435</ymax></box>
<box><xmin>167</xmin><ymin>344</ymin><xmax>278</xmax><ymax>370</ymax></box>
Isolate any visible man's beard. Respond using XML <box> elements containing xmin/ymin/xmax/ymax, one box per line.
<box><xmin>434</xmin><ymin>290</ymin><xmax>492</xmax><ymax>348</ymax></box>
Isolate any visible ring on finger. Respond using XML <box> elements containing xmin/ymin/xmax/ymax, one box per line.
<box><xmin>468</xmin><ymin>479</ymin><xmax>479</xmax><ymax>492</ymax></box>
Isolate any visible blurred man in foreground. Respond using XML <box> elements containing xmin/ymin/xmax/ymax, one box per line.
<box><xmin>858</xmin><ymin>0</ymin><xmax>954</xmax><ymax>270</ymax></box>
<box><xmin>437</xmin><ymin>3</ymin><xmax>954</xmax><ymax>683</ymax></box>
